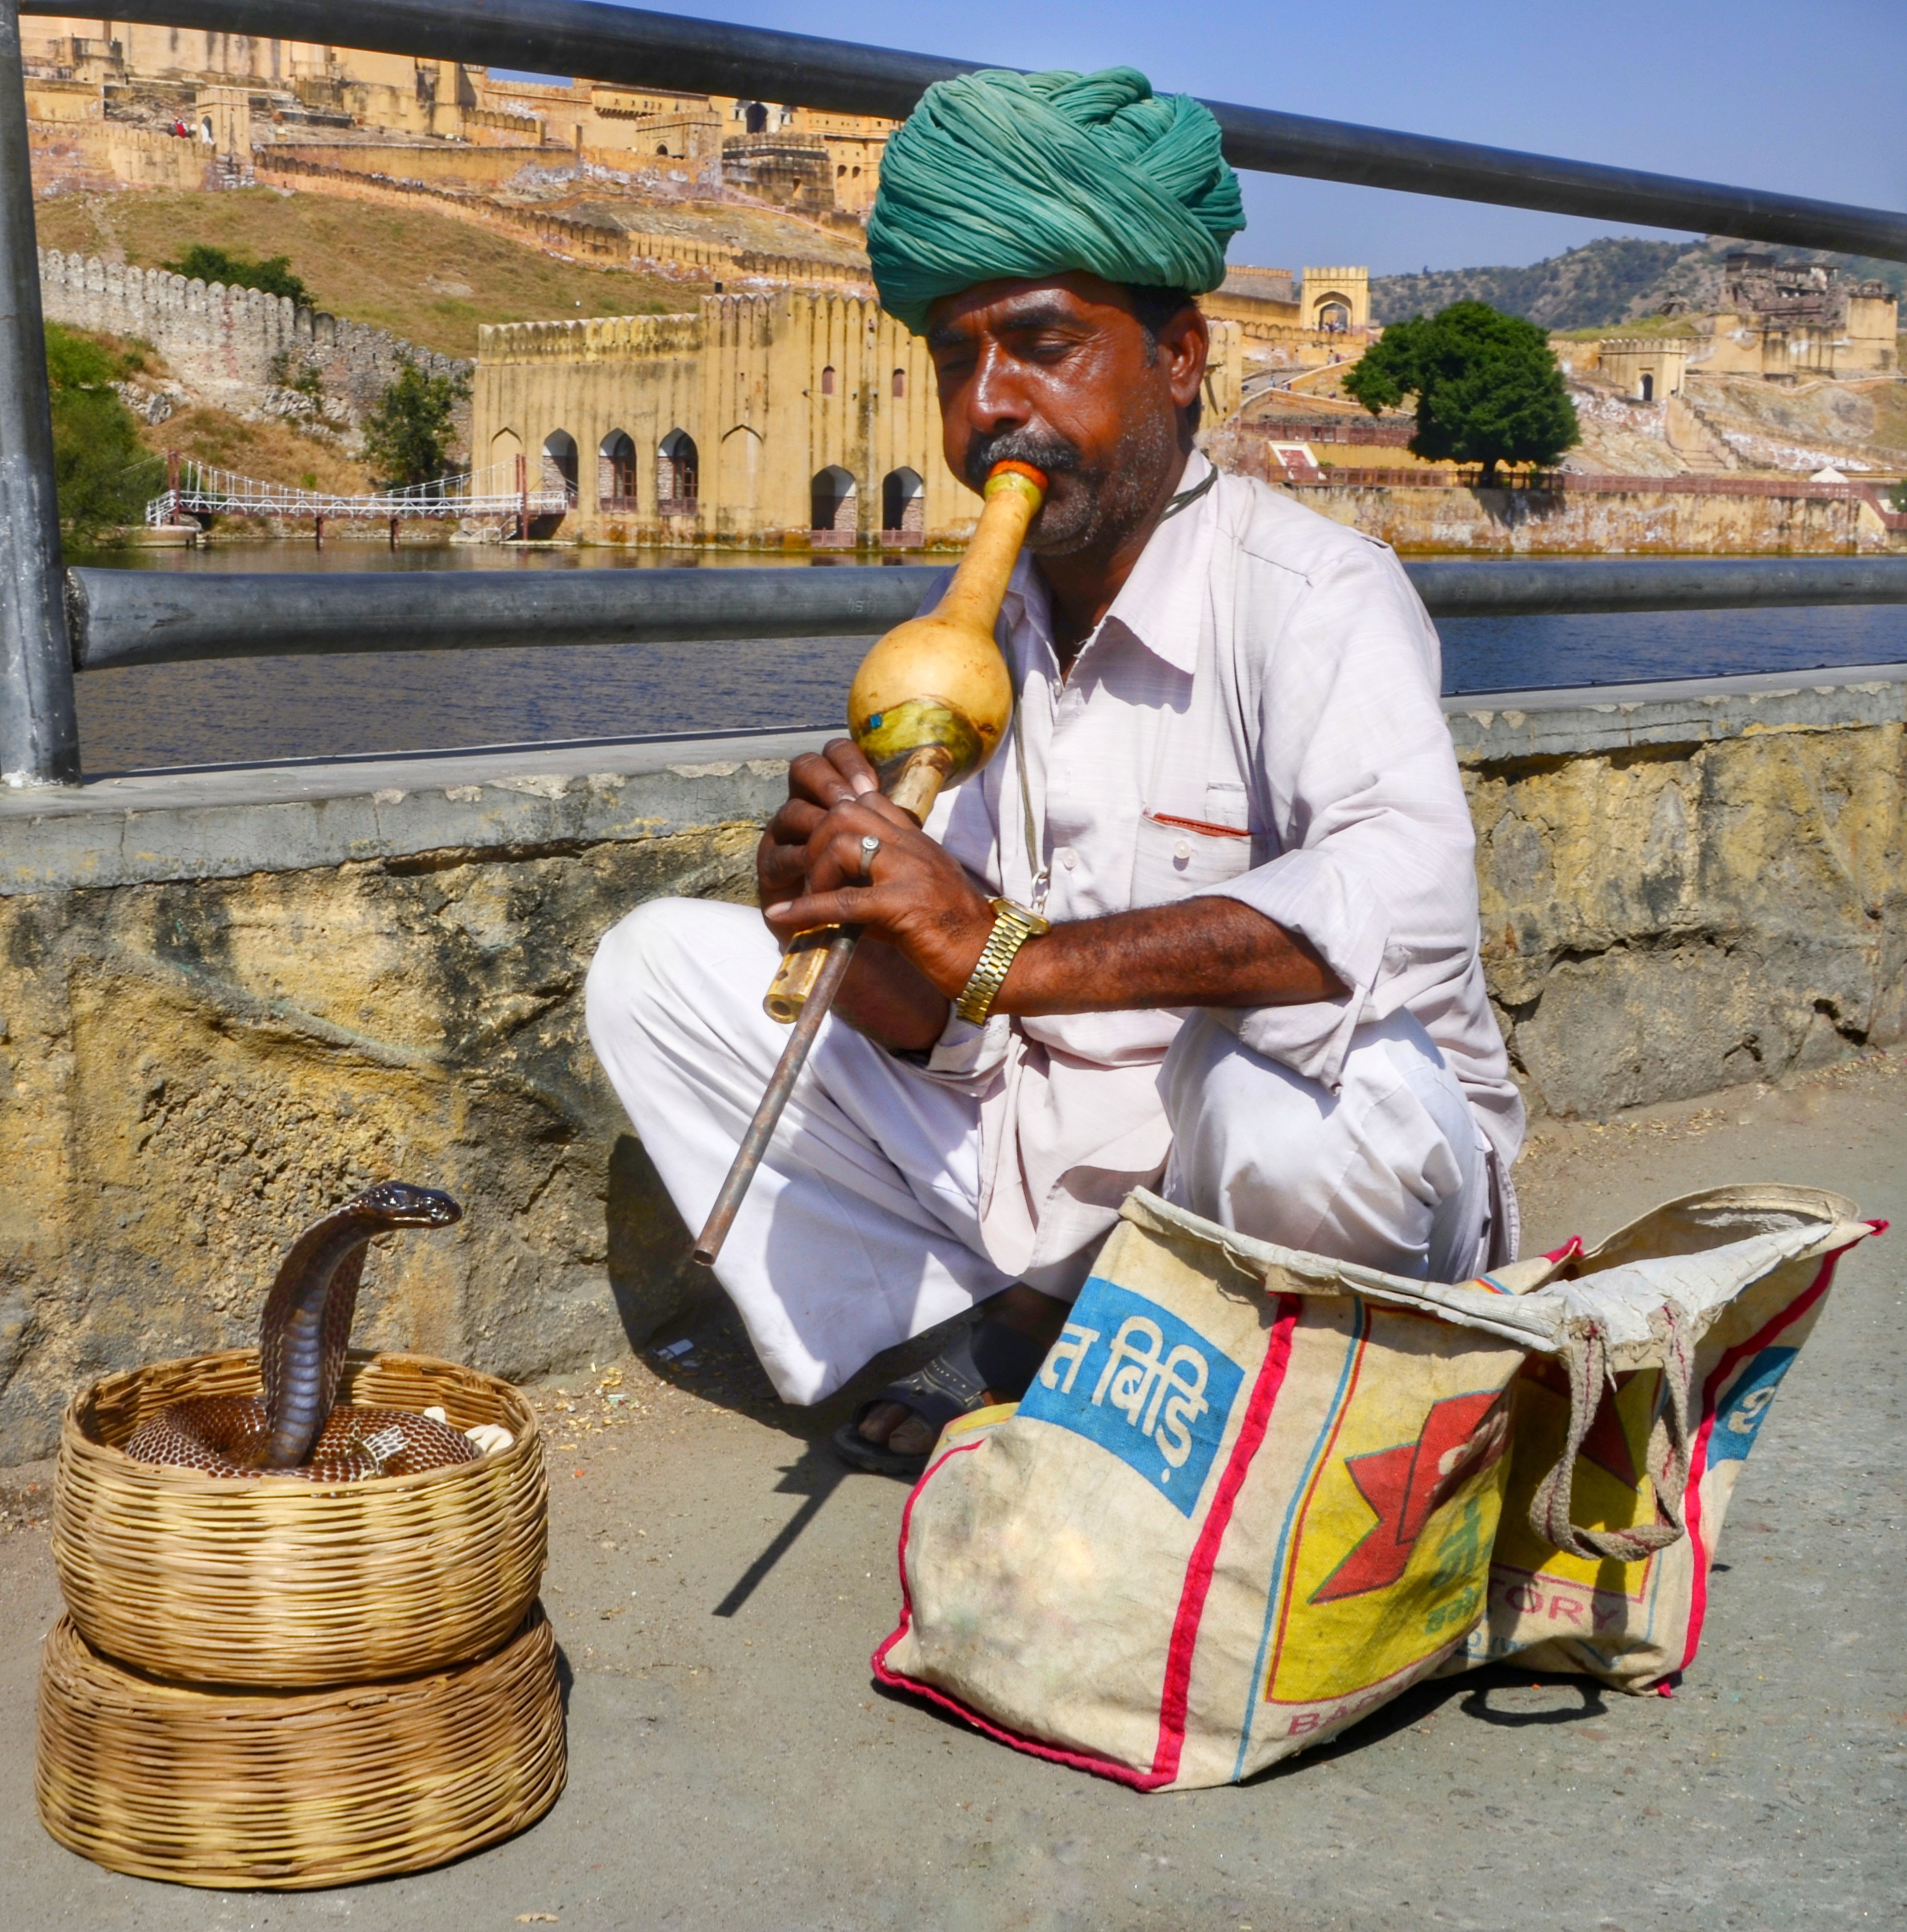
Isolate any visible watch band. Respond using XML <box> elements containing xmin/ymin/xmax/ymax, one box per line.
<box><xmin>955</xmin><ymin>898</ymin><xmax>1050</xmax><ymax>1025</ymax></box>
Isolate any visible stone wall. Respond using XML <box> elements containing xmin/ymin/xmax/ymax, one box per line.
<box><xmin>37</xmin><ymin>247</ymin><xmax>468</xmax><ymax>425</ymax></box>
<box><xmin>471</xmin><ymin>292</ymin><xmax>1241</xmax><ymax>548</ymax></box>
<box><xmin>1454</xmin><ymin>673</ymin><xmax>1906</xmax><ymax>1115</ymax></box>
<box><xmin>1251</xmin><ymin>476</ymin><xmax>1905</xmax><ymax>553</ymax></box>
<box><xmin>261</xmin><ymin>139</ymin><xmax>576</xmax><ymax>186</ymax></box>
<box><xmin>249</xmin><ymin>152</ymin><xmax>872</xmax><ymax>290</ymax></box>
<box><xmin>0</xmin><ymin>669</ymin><xmax>1901</xmax><ymax>1462</ymax></box>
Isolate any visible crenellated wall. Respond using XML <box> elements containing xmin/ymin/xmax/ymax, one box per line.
<box><xmin>471</xmin><ymin>292</ymin><xmax>1244</xmax><ymax>548</ymax></box>
<box><xmin>37</xmin><ymin>247</ymin><xmax>468</xmax><ymax>425</ymax></box>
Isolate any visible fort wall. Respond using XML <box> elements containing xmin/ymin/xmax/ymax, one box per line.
<box><xmin>37</xmin><ymin>247</ymin><xmax>468</xmax><ymax>424</ymax></box>
<box><xmin>471</xmin><ymin>294</ymin><xmax>1243</xmax><ymax>548</ymax></box>
<box><xmin>1</xmin><ymin>666</ymin><xmax>1900</xmax><ymax>1461</ymax></box>
<box><xmin>1232</xmin><ymin>473</ymin><xmax>1906</xmax><ymax>553</ymax></box>
<box><xmin>247</xmin><ymin>152</ymin><xmax>873</xmax><ymax>290</ymax></box>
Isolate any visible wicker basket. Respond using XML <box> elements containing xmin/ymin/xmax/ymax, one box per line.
<box><xmin>54</xmin><ymin>1348</ymin><xmax>546</xmax><ymax>1686</ymax></box>
<box><xmin>37</xmin><ymin>1606</ymin><xmax>565</xmax><ymax>1889</ymax></box>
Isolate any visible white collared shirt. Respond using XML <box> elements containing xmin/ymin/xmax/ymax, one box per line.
<box><xmin>915</xmin><ymin>457</ymin><xmax>1524</xmax><ymax>1279</ymax></box>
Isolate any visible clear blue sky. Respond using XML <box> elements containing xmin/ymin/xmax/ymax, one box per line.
<box><xmin>510</xmin><ymin>0</ymin><xmax>1906</xmax><ymax>274</ymax></box>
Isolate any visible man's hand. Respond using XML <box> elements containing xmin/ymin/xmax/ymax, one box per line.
<box><xmin>758</xmin><ymin>740</ymin><xmax>1348</xmax><ymax>1048</ymax></box>
<box><xmin>757</xmin><ymin>740</ymin><xmax>993</xmax><ymax>1050</ymax></box>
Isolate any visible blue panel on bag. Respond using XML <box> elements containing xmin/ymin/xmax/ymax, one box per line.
<box><xmin>1708</xmin><ymin>1347</ymin><xmax>1799</xmax><ymax>1464</ymax></box>
<box><xmin>1017</xmin><ymin>1277</ymin><xmax>1246</xmax><ymax>1517</ymax></box>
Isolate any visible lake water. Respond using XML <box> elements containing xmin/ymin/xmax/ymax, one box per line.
<box><xmin>70</xmin><ymin>543</ymin><xmax>1907</xmax><ymax>773</ymax></box>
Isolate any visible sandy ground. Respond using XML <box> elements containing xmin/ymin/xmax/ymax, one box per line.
<box><xmin>2</xmin><ymin>1053</ymin><xmax>1903</xmax><ymax>1930</ymax></box>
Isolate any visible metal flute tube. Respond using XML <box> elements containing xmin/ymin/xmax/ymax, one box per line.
<box><xmin>693</xmin><ymin>925</ymin><xmax>860</xmax><ymax>1267</ymax></box>
<box><xmin>0</xmin><ymin>0</ymin><xmax>76</xmax><ymax>788</ymax></box>
<box><xmin>21</xmin><ymin>1</ymin><xmax>1907</xmax><ymax>262</ymax></box>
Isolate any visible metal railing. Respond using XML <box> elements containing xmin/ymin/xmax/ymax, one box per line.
<box><xmin>147</xmin><ymin>458</ymin><xmax>573</xmax><ymax>527</ymax></box>
<box><xmin>4</xmin><ymin>0</ymin><xmax>1907</xmax><ymax>784</ymax></box>
<box><xmin>65</xmin><ymin>557</ymin><xmax>1907</xmax><ymax>673</ymax></box>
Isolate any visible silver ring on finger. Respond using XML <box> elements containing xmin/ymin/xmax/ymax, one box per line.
<box><xmin>858</xmin><ymin>833</ymin><xmax>882</xmax><ymax>879</ymax></box>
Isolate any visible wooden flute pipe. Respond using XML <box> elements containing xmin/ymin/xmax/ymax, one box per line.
<box><xmin>693</xmin><ymin>460</ymin><xmax>1046</xmax><ymax>1267</ymax></box>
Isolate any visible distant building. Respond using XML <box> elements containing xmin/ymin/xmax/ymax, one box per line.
<box><xmin>1596</xmin><ymin>338</ymin><xmax>1694</xmax><ymax>402</ymax></box>
<box><xmin>1203</xmin><ymin>266</ymin><xmax>1371</xmax><ymax>338</ymax></box>
<box><xmin>1702</xmin><ymin>252</ymin><xmax>1897</xmax><ymax>379</ymax></box>
<box><xmin>1579</xmin><ymin>255</ymin><xmax>1898</xmax><ymax>402</ymax></box>
<box><xmin>471</xmin><ymin>291</ymin><xmax>1242</xmax><ymax>548</ymax></box>
<box><xmin>21</xmin><ymin>21</ymin><xmax>896</xmax><ymax>221</ymax></box>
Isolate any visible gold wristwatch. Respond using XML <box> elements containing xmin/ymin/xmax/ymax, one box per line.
<box><xmin>955</xmin><ymin>898</ymin><xmax>1051</xmax><ymax>1024</ymax></box>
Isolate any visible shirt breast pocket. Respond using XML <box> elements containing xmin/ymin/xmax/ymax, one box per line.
<box><xmin>1130</xmin><ymin>808</ymin><xmax>1256</xmax><ymax>909</ymax></box>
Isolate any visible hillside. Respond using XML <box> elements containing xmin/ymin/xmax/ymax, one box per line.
<box><xmin>1372</xmin><ymin>235</ymin><xmax>1907</xmax><ymax>331</ymax></box>
<box><xmin>32</xmin><ymin>188</ymin><xmax>696</xmax><ymax>357</ymax></box>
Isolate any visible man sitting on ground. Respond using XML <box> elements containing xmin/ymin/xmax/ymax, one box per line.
<box><xmin>587</xmin><ymin>66</ymin><xmax>1523</xmax><ymax>1476</ymax></box>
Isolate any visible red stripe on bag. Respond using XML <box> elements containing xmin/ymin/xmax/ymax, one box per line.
<box><xmin>872</xmin><ymin>1296</ymin><xmax>1302</xmax><ymax>1790</ymax></box>
<box><xmin>1143</xmin><ymin>1296</ymin><xmax>1302</xmax><ymax>1787</ymax></box>
<box><xmin>1675</xmin><ymin>1233</ymin><xmax>1874</xmax><ymax>1677</ymax></box>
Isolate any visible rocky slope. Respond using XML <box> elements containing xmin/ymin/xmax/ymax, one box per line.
<box><xmin>1373</xmin><ymin>236</ymin><xmax>1907</xmax><ymax>330</ymax></box>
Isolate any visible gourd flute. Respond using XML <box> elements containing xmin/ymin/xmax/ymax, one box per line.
<box><xmin>693</xmin><ymin>460</ymin><xmax>1048</xmax><ymax>1265</ymax></box>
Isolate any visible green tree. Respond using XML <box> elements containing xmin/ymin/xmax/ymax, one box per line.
<box><xmin>162</xmin><ymin>242</ymin><xmax>310</xmax><ymax>306</ymax></box>
<box><xmin>1344</xmin><ymin>300</ymin><xmax>1580</xmax><ymax>485</ymax></box>
<box><xmin>360</xmin><ymin>358</ymin><xmax>469</xmax><ymax>489</ymax></box>
<box><xmin>43</xmin><ymin>323</ymin><xmax>164</xmax><ymax>544</ymax></box>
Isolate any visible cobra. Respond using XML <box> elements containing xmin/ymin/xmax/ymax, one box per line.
<box><xmin>125</xmin><ymin>1181</ymin><xmax>480</xmax><ymax>1481</ymax></box>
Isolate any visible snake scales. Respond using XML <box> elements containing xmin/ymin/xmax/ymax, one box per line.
<box><xmin>125</xmin><ymin>1181</ymin><xmax>484</xmax><ymax>1481</ymax></box>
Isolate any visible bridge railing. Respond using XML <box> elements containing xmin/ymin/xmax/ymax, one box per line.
<box><xmin>147</xmin><ymin>458</ymin><xmax>574</xmax><ymax>525</ymax></box>
<box><xmin>4</xmin><ymin>0</ymin><xmax>1907</xmax><ymax>784</ymax></box>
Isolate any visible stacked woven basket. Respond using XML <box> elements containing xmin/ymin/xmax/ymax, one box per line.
<box><xmin>36</xmin><ymin>1346</ymin><xmax>564</xmax><ymax>1889</ymax></box>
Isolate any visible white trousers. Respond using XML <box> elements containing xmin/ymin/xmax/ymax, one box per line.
<box><xmin>586</xmin><ymin>899</ymin><xmax>1489</xmax><ymax>1405</ymax></box>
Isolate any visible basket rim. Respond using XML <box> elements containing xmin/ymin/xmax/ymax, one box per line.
<box><xmin>60</xmin><ymin>1346</ymin><xmax>541</xmax><ymax>1496</ymax></box>
<box><xmin>44</xmin><ymin>1604</ymin><xmax>554</xmax><ymax>1704</ymax></box>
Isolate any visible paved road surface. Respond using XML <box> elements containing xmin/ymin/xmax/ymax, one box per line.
<box><xmin>3</xmin><ymin>1056</ymin><xmax>1902</xmax><ymax>1930</ymax></box>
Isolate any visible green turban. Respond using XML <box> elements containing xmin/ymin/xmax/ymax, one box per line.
<box><xmin>869</xmin><ymin>67</ymin><xmax>1246</xmax><ymax>335</ymax></box>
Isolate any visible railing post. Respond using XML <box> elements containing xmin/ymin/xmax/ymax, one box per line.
<box><xmin>0</xmin><ymin>0</ymin><xmax>77</xmax><ymax>787</ymax></box>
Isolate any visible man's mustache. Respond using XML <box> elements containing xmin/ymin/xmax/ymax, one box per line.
<box><xmin>963</xmin><ymin>429</ymin><xmax>1082</xmax><ymax>494</ymax></box>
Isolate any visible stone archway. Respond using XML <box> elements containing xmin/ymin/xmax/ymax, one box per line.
<box><xmin>811</xmin><ymin>465</ymin><xmax>857</xmax><ymax>546</ymax></box>
<box><xmin>658</xmin><ymin>429</ymin><xmax>699</xmax><ymax>511</ymax></box>
<box><xmin>599</xmin><ymin>430</ymin><xmax>637</xmax><ymax>506</ymax></box>
<box><xmin>880</xmin><ymin>466</ymin><xmax>924</xmax><ymax>548</ymax></box>
<box><xmin>541</xmin><ymin>429</ymin><xmax>578</xmax><ymax>501</ymax></box>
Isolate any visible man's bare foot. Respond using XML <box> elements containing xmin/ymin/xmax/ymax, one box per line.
<box><xmin>854</xmin><ymin>1284</ymin><xmax>1070</xmax><ymax>1455</ymax></box>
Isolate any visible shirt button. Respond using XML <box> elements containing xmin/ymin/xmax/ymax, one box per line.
<box><xmin>1058</xmin><ymin>847</ymin><xmax>1078</xmax><ymax>870</ymax></box>
<box><xmin>1173</xmin><ymin>840</ymin><xmax>1192</xmax><ymax>861</ymax></box>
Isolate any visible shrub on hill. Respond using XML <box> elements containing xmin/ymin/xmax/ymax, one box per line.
<box><xmin>161</xmin><ymin>242</ymin><xmax>310</xmax><ymax>306</ymax></box>
<box><xmin>43</xmin><ymin>323</ymin><xmax>164</xmax><ymax>543</ymax></box>
<box><xmin>1344</xmin><ymin>300</ymin><xmax>1580</xmax><ymax>485</ymax></box>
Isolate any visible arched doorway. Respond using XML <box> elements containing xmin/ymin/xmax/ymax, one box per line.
<box><xmin>744</xmin><ymin>100</ymin><xmax>768</xmax><ymax>135</ymax></box>
<box><xmin>657</xmin><ymin>429</ymin><xmax>699</xmax><ymax>512</ymax></box>
<box><xmin>541</xmin><ymin>430</ymin><xmax>578</xmax><ymax>503</ymax></box>
<box><xmin>599</xmin><ymin>430</ymin><xmax>637</xmax><ymax>507</ymax></box>
<box><xmin>881</xmin><ymin>467</ymin><xmax>924</xmax><ymax>548</ymax></box>
<box><xmin>1639</xmin><ymin>372</ymin><xmax>1655</xmax><ymax>402</ymax></box>
<box><xmin>811</xmin><ymin>465</ymin><xmax>857</xmax><ymax>547</ymax></box>
<box><xmin>1316</xmin><ymin>299</ymin><xmax>1350</xmax><ymax>332</ymax></box>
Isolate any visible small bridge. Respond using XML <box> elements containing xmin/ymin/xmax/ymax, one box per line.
<box><xmin>147</xmin><ymin>457</ymin><xmax>573</xmax><ymax>534</ymax></box>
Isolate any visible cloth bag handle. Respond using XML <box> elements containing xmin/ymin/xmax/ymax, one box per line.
<box><xmin>1528</xmin><ymin>1309</ymin><xmax>1695</xmax><ymax>1563</ymax></box>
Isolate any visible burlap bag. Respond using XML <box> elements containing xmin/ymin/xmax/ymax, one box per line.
<box><xmin>1446</xmin><ymin>1184</ymin><xmax>1881</xmax><ymax>1691</ymax></box>
<box><xmin>874</xmin><ymin>1190</ymin><xmax>1575</xmax><ymax>1789</ymax></box>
